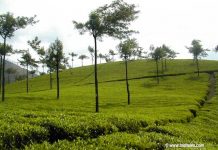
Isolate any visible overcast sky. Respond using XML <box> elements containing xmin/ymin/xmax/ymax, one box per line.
<box><xmin>0</xmin><ymin>0</ymin><xmax>218</xmax><ymax>69</ymax></box>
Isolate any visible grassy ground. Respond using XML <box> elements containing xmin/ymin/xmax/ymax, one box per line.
<box><xmin>0</xmin><ymin>59</ymin><xmax>217</xmax><ymax>149</ymax></box>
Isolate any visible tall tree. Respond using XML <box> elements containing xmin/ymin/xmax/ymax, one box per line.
<box><xmin>117</xmin><ymin>38</ymin><xmax>139</xmax><ymax>105</ymax></box>
<box><xmin>98</xmin><ymin>53</ymin><xmax>104</xmax><ymax>64</ymax></box>
<box><xmin>88</xmin><ymin>46</ymin><xmax>94</xmax><ymax>65</ymax></box>
<box><xmin>186</xmin><ymin>40</ymin><xmax>208</xmax><ymax>76</ymax></box>
<box><xmin>29</xmin><ymin>70</ymin><xmax>36</xmax><ymax>78</ymax></box>
<box><xmin>63</xmin><ymin>56</ymin><xmax>69</xmax><ymax>69</ymax></box>
<box><xmin>78</xmin><ymin>54</ymin><xmax>88</xmax><ymax>67</ymax></box>
<box><xmin>0</xmin><ymin>12</ymin><xmax>37</xmax><ymax>101</ymax></box>
<box><xmin>163</xmin><ymin>45</ymin><xmax>178</xmax><ymax>71</ymax></box>
<box><xmin>150</xmin><ymin>45</ymin><xmax>162</xmax><ymax>84</ymax></box>
<box><xmin>73</xmin><ymin>0</ymin><xmax>139</xmax><ymax>112</ymax></box>
<box><xmin>104</xmin><ymin>54</ymin><xmax>111</xmax><ymax>63</ymax></box>
<box><xmin>69</xmin><ymin>52</ymin><xmax>77</xmax><ymax>68</ymax></box>
<box><xmin>133</xmin><ymin>47</ymin><xmax>146</xmax><ymax>60</ymax></box>
<box><xmin>18</xmin><ymin>50</ymin><xmax>38</xmax><ymax>93</ymax></box>
<box><xmin>6</xmin><ymin>67</ymin><xmax>16</xmax><ymax>83</ymax></box>
<box><xmin>109</xmin><ymin>49</ymin><xmax>116</xmax><ymax>61</ymax></box>
<box><xmin>49</xmin><ymin>39</ymin><xmax>64</xmax><ymax>99</ymax></box>
<box><xmin>0</xmin><ymin>43</ymin><xmax>13</xmax><ymax>92</ymax></box>
<box><xmin>215</xmin><ymin>45</ymin><xmax>218</xmax><ymax>52</ymax></box>
<box><xmin>28</xmin><ymin>36</ymin><xmax>46</xmax><ymax>73</ymax></box>
<box><xmin>160</xmin><ymin>45</ymin><xmax>167</xmax><ymax>73</ymax></box>
<box><xmin>45</xmin><ymin>48</ymin><xmax>56</xmax><ymax>90</ymax></box>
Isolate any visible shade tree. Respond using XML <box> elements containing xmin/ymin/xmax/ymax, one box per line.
<box><xmin>73</xmin><ymin>0</ymin><xmax>139</xmax><ymax>112</ymax></box>
<box><xmin>109</xmin><ymin>49</ymin><xmax>116</xmax><ymax>61</ymax></box>
<box><xmin>0</xmin><ymin>12</ymin><xmax>37</xmax><ymax>101</ymax></box>
<box><xmin>186</xmin><ymin>40</ymin><xmax>208</xmax><ymax>76</ymax></box>
<box><xmin>78</xmin><ymin>54</ymin><xmax>88</xmax><ymax>67</ymax></box>
<box><xmin>18</xmin><ymin>50</ymin><xmax>38</xmax><ymax>93</ymax></box>
<box><xmin>88</xmin><ymin>46</ymin><xmax>94</xmax><ymax>65</ymax></box>
<box><xmin>27</xmin><ymin>36</ymin><xmax>46</xmax><ymax>73</ymax></box>
<box><xmin>150</xmin><ymin>45</ymin><xmax>162</xmax><ymax>84</ymax></box>
<box><xmin>6</xmin><ymin>67</ymin><xmax>16</xmax><ymax>83</ymax></box>
<box><xmin>0</xmin><ymin>43</ymin><xmax>13</xmax><ymax>92</ymax></box>
<box><xmin>45</xmin><ymin>48</ymin><xmax>56</xmax><ymax>90</ymax></box>
<box><xmin>69</xmin><ymin>52</ymin><xmax>77</xmax><ymax>68</ymax></box>
<box><xmin>48</xmin><ymin>38</ymin><xmax>64</xmax><ymax>99</ymax></box>
<box><xmin>98</xmin><ymin>53</ymin><xmax>104</xmax><ymax>64</ymax></box>
<box><xmin>117</xmin><ymin>38</ymin><xmax>139</xmax><ymax>105</ymax></box>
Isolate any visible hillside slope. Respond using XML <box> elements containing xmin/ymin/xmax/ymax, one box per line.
<box><xmin>6</xmin><ymin>59</ymin><xmax>218</xmax><ymax>94</ymax></box>
<box><xmin>0</xmin><ymin>59</ymin><xmax>217</xmax><ymax>149</ymax></box>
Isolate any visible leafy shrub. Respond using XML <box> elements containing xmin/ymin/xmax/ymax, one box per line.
<box><xmin>0</xmin><ymin>123</ymin><xmax>48</xmax><ymax>149</ymax></box>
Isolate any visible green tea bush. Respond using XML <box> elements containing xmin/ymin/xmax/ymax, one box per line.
<box><xmin>0</xmin><ymin>123</ymin><xmax>48</xmax><ymax>149</ymax></box>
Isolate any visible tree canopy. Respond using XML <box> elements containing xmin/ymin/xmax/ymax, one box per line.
<box><xmin>0</xmin><ymin>12</ymin><xmax>37</xmax><ymax>39</ymax></box>
<box><xmin>73</xmin><ymin>0</ymin><xmax>139</xmax><ymax>39</ymax></box>
<box><xmin>186</xmin><ymin>40</ymin><xmax>208</xmax><ymax>60</ymax></box>
<box><xmin>118</xmin><ymin>38</ymin><xmax>140</xmax><ymax>60</ymax></box>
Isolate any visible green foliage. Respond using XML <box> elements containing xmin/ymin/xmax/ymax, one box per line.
<box><xmin>73</xmin><ymin>0</ymin><xmax>139</xmax><ymax>39</ymax></box>
<box><xmin>0</xmin><ymin>60</ymin><xmax>218</xmax><ymax>149</ymax></box>
<box><xmin>49</xmin><ymin>38</ymin><xmax>64</xmax><ymax>64</ymax></box>
<box><xmin>0</xmin><ymin>12</ymin><xmax>37</xmax><ymax>39</ymax></box>
<box><xmin>6</xmin><ymin>67</ymin><xmax>16</xmax><ymax>74</ymax></box>
<box><xmin>0</xmin><ymin>43</ymin><xmax>13</xmax><ymax>55</ymax></box>
<box><xmin>19</xmin><ymin>51</ymin><xmax>38</xmax><ymax>68</ymax></box>
<box><xmin>117</xmin><ymin>38</ymin><xmax>140</xmax><ymax>59</ymax></box>
<box><xmin>187</xmin><ymin>39</ymin><xmax>208</xmax><ymax>60</ymax></box>
<box><xmin>0</xmin><ymin>122</ymin><xmax>48</xmax><ymax>149</ymax></box>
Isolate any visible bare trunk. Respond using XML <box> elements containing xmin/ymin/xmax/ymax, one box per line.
<box><xmin>196</xmin><ymin>58</ymin><xmax>200</xmax><ymax>77</ymax></box>
<box><xmin>7</xmin><ymin>74</ymin><xmax>10</xmax><ymax>84</ymax></box>
<box><xmin>42</xmin><ymin>65</ymin><xmax>44</xmax><ymax>73</ymax></box>
<box><xmin>50</xmin><ymin>68</ymin><xmax>52</xmax><ymax>90</ymax></box>
<box><xmin>156</xmin><ymin>60</ymin><xmax>159</xmax><ymax>84</ymax></box>
<box><xmin>165</xmin><ymin>59</ymin><xmax>167</xmax><ymax>71</ymax></box>
<box><xmin>56</xmin><ymin>59</ymin><xmax>59</xmax><ymax>99</ymax></box>
<box><xmin>94</xmin><ymin>36</ymin><xmax>99</xmax><ymax>112</ymax></box>
<box><xmin>2</xmin><ymin>38</ymin><xmax>6</xmax><ymax>101</ymax></box>
<box><xmin>0</xmin><ymin>55</ymin><xmax>2</xmax><ymax>92</ymax></box>
<box><xmin>26</xmin><ymin>64</ymin><xmax>29</xmax><ymax>93</ymax></box>
<box><xmin>161</xmin><ymin>58</ymin><xmax>164</xmax><ymax>73</ymax></box>
<box><xmin>125</xmin><ymin>58</ymin><xmax>130</xmax><ymax>105</ymax></box>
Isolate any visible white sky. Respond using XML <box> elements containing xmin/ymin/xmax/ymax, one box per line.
<box><xmin>0</xmin><ymin>0</ymin><xmax>218</xmax><ymax>69</ymax></box>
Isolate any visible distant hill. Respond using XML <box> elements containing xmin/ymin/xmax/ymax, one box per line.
<box><xmin>5</xmin><ymin>59</ymin><xmax>218</xmax><ymax>94</ymax></box>
<box><xmin>4</xmin><ymin>60</ymin><xmax>36</xmax><ymax>83</ymax></box>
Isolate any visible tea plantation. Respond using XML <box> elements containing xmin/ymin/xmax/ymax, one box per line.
<box><xmin>1</xmin><ymin>59</ymin><xmax>218</xmax><ymax>149</ymax></box>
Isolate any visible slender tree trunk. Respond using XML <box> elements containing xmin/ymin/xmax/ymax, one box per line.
<box><xmin>26</xmin><ymin>64</ymin><xmax>29</xmax><ymax>93</ymax></box>
<box><xmin>71</xmin><ymin>60</ymin><xmax>73</xmax><ymax>68</ymax></box>
<box><xmin>7</xmin><ymin>74</ymin><xmax>9</xmax><ymax>84</ymax></box>
<box><xmin>0</xmin><ymin>55</ymin><xmax>2</xmax><ymax>92</ymax></box>
<box><xmin>125</xmin><ymin>58</ymin><xmax>130</xmax><ymax>105</ymax></box>
<box><xmin>2</xmin><ymin>38</ymin><xmax>6</xmax><ymax>101</ymax></box>
<box><xmin>42</xmin><ymin>65</ymin><xmax>44</xmax><ymax>73</ymax></box>
<box><xmin>94</xmin><ymin>36</ymin><xmax>99</xmax><ymax>112</ymax></box>
<box><xmin>156</xmin><ymin>60</ymin><xmax>159</xmax><ymax>84</ymax></box>
<box><xmin>161</xmin><ymin>58</ymin><xmax>164</xmax><ymax>73</ymax></box>
<box><xmin>196</xmin><ymin>58</ymin><xmax>200</xmax><ymax>77</ymax></box>
<box><xmin>165</xmin><ymin>58</ymin><xmax>167</xmax><ymax>71</ymax></box>
<box><xmin>81</xmin><ymin>59</ymin><xmax>83</xmax><ymax>67</ymax></box>
<box><xmin>56</xmin><ymin>59</ymin><xmax>59</xmax><ymax>99</ymax></box>
<box><xmin>50</xmin><ymin>68</ymin><xmax>52</xmax><ymax>90</ymax></box>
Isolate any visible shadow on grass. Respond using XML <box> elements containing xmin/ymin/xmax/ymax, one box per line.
<box><xmin>186</xmin><ymin>75</ymin><xmax>202</xmax><ymax>81</ymax></box>
<box><xmin>100</xmin><ymin>102</ymin><xmax>126</xmax><ymax>109</ymax></box>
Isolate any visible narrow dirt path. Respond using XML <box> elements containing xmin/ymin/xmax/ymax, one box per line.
<box><xmin>206</xmin><ymin>72</ymin><xmax>216</xmax><ymax>101</ymax></box>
